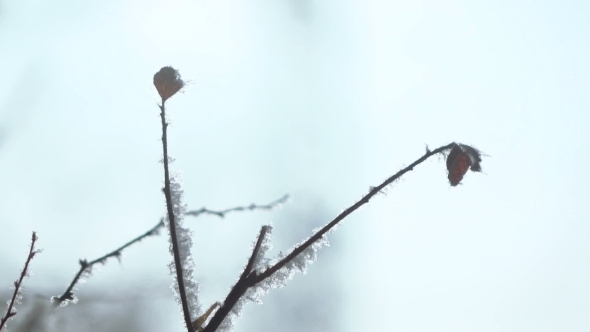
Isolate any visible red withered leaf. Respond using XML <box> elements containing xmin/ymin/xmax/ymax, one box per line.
<box><xmin>153</xmin><ymin>66</ymin><xmax>184</xmax><ymax>102</ymax></box>
<box><xmin>446</xmin><ymin>143</ymin><xmax>483</xmax><ymax>186</ymax></box>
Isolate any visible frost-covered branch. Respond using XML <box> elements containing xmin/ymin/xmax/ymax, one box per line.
<box><xmin>156</xmin><ymin>66</ymin><xmax>195</xmax><ymax>332</ymax></box>
<box><xmin>203</xmin><ymin>142</ymin><xmax>484</xmax><ymax>332</ymax></box>
<box><xmin>202</xmin><ymin>226</ymin><xmax>271</xmax><ymax>332</ymax></box>
<box><xmin>51</xmin><ymin>194</ymin><xmax>288</xmax><ymax>307</ymax></box>
<box><xmin>0</xmin><ymin>232</ymin><xmax>41</xmax><ymax>331</ymax></box>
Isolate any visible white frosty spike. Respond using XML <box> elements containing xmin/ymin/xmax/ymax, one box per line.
<box><xmin>216</xmin><ymin>223</ymin><xmax>337</xmax><ymax>332</ymax></box>
<box><xmin>164</xmin><ymin>171</ymin><xmax>202</xmax><ymax>323</ymax></box>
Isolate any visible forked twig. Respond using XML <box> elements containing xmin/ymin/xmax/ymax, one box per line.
<box><xmin>203</xmin><ymin>142</ymin><xmax>457</xmax><ymax>332</ymax></box>
<box><xmin>202</xmin><ymin>227</ymin><xmax>270</xmax><ymax>331</ymax></box>
<box><xmin>159</xmin><ymin>99</ymin><xmax>194</xmax><ymax>331</ymax></box>
<box><xmin>255</xmin><ymin>143</ymin><xmax>455</xmax><ymax>283</ymax></box>
<box><xmin>52</xmin><ymin>195</ymin><xmax>287</xmax><ymax>306</ymax></box>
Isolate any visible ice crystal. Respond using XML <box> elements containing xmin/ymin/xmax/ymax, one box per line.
<box><xmin>216</xmin><ymin>223</ymin><xmax>336</xmax><ymax>332</ymax></box>
<box><xmin>163</xmin><ymin>172</ymin><xmax>202</xmax><ymax>322</ymax></box>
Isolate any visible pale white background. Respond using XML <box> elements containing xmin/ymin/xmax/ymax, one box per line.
<box><xmin>0</xmin><ymin>0</ymin><xmax>589</xmax><ymax>331</ymax></box>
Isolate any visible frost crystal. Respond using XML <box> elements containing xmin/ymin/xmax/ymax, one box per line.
<box><xmin>252</xmin><ymin>225</ymin><xmax>273</xmax><ymax>270</ymax></box>
<box><xmin>163</xmin><ymin>171</ymin><xmax>202</xmax><ymax>322</ymax></box>
<box><xmin>259</xmin><ymin>225</ymin><xmax>333</xmax><ymax>290</ymax></box>
<box><xmin>216</xmin><ymin>224</ymin><xmax>336</xmax><ymax>332</ymax></box>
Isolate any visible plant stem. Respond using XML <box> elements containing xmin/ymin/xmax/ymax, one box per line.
<box><xmin>160</xmin><ymin>101</ymin><xmax>194</xmax><ymax>332</ymax></box>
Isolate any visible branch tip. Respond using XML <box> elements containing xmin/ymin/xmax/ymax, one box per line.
<box><xmin>1</xmin><ymin>231</ymin><xmax>41</xmax><ymax>330</ymax></box>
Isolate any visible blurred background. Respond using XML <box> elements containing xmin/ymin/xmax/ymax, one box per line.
<box><xmin>1</xmin><ymin>0</ymin><xmax>589</xmax><ymax>331</ymax></box>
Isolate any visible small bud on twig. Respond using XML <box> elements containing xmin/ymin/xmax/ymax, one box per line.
<box><xmin>153</xmin><ymin>66</ymin><xmax>185</xmax><ymax>102</ymax></box>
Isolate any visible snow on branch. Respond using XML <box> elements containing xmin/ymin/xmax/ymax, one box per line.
<box><xmin>200</xmin><ymin>226</ymin><xmax>273</xmax><ymax>332</ymax></box>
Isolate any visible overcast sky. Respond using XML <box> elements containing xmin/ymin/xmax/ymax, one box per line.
<box><xmin>1</xmin><ymin>0</ymin><xmax>589</xmax><ymax>331</ymax></box>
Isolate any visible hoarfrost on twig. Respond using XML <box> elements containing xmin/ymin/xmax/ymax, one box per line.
<box><xmin>215</xmin><ymin>224</ymin><xmax>335</xmax><ymax>332</ymax></box>
<box><xmin>164</xmin><ymin>172</ymin><xmax>202</xmax><ymax>322</ymax></box>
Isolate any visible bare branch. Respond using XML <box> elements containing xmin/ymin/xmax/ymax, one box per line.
<box><xmin>52</xmin><ymin>221</ymin><xmax>163</xmax><ymax>305</ymax></box>
<box><xmin>186</xmin><ymin>194</ymin><xmax>289</xmax><ymax>218</ymax></box>
<box><xmin>255</xmin><ymin>142</ymin><xmax>455</xmax><ymax>283</ymax></box>
<box><xmin>1</xmin><ymin>232</ymin><xmax>41</xmax><ymax>331</ymax></box>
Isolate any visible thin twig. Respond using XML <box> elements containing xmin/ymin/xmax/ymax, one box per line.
<box><xmin>203</xmin><ymin>142</ymin><xmax>457</xmax><ymax>332</ymax></box>
<box><xmin>1</xmin><ymin>232</ymin><xmax>41</xmax><ymax>331</ymax></box>
<box><xmin>203</xmin><ymin>227</ymin><xmax>270</xmax><ymax>331</ymax></box>
<box><xmin>243</xmin><ymin>226</ymin><xmax>271</xmax><ymax>279</ymax></box>
<box><xmin>52</xmin><ymin>195</ymin><xmax>287</xmax><ymax>306</ymax></box>
<box><xmin>255</xmin><ymin>143</ymin><xmax>455</xmax><ymax>283</ymax></box>
<box><xmin>186</xmin><ymin>194</ymin><xmax>289</xmax><ymax>218</ymax></box>
<box><xmin>52</xmin><ymin>221</ymin><xmax>163</xmax><ymax>305</ymax></box>
<box><xmin>159</xmin><ymin>100</ymin><xmax>194</xmax><ymax>332</ymax></box>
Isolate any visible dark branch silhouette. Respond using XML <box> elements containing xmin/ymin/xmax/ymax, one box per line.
<box><xmin>203</xmin><ymin>142</ymin><xmax>460</xmax><ymax>332</ymax></box>
<box><xmin>2</xmin><ymin>60</ymin><xmax>487</xmax><ymax>332</ymax></box>
<box><xmin>51</xmin><ymin>195</ymin><xmax>287</xmax><ymax>307</ymax></box>
<box><xmin>202</xmin><ymin>227</ymin><xmax>271</xmax><ymax>332</ymax></box>
<box><xmin>186</xmin><ymin>194</ymin><xmax>289</xmax><ymax>218</ymax></box>
<box><xmin>159</xmin><ymin>98</ymin><xmax>194</xmax><ymax>332</ymax></box>
<box><xmin>1</xmin><ymin>232</ymin><xmax>41</xmax><ymax>331</ymax></box>
<box><xmin>52</xmin><ymin>221</ymin><xmax>163</xmax><ymax>305</ymax></box>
